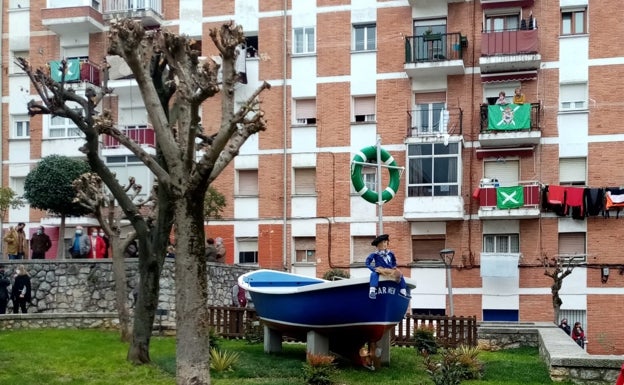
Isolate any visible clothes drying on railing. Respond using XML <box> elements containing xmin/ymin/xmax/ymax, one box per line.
<box><xmin>542</xmin><ymin>185</ymin><xmax>585</xmax><ymax>219</ymax></box>
<box><xmin>605</xmin><ymin>188</ymin><xmax>624</xmax><ymax>218</ymax></box>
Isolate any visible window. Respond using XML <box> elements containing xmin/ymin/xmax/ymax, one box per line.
<box><xmin>483</xmin><ymin>234</ymin><xmax>519</xmax><ymax>253</ymax></box>
<box><xmin>237</xmin><ymin>169</ymin><xmax>259</xmax><ymax>196</ymax></box>
<box><xmin>10</xmin><ymin>51</ymin><xmax>28</xmax><ymax>74</ymax></box>
<box><xmin>559</xmin><ymin>158</ymin><xmax>586</xmax><ymax>186</ymax></box>
<box><xmin>294</xmin><ymin>99</ymin><xmax>316</xmax><ymax>125</ymax></box>
<box><xmin>49</xmin><ymin>110</ymin><xmax>83</xmax><ymax>138</ymax></box>
<box><xmin>294</xmin><ymin>168</ymin><xmax>316</xmax><ymax>195</ymax></box>
<box><xmin>352</xmin><ymin>236</ymin><xmax>373</xmax><ymax>263</ymax></box>
<box><xmin>562</xmin><ymin>9</ymin><xmax>586</xmax><ymax>35</ymax></box>
<box><xmin>12</xmin><ymin>116</ymin><xmax>30</xmax><ymax>138</ymax></box>
<box><xmin>238</xmin><ymin>238</ymin><xmax>258</xmax><ymax>264</ymax></box>
<box><xmin>560</xmin><ymin>83</ymin><xmax>587</xmax><ymax>110</ymax></box>
<box><xmin>484</xmin><ymin>160</ymin><xmax>519</xmax><ymax>187</ymax></box>
<box><xmin>407</xmin><ymin>143</ymin><xmax>459</xmax><ymax>197</ymax></box>
<box><xmin>558</xmin><ymin>232</ymin><xmax>586</xmax><ymax>263</ymax></box>
<box><xmin>245</xmin><ymin>34</ymin><xmax>258</xmax><ymax>58</ymax></box>
<box><xmin>412</xmin><ymin>236</ymin><xmax>446</xmax><ymax>262</ymax></box>
<box><xmin>294</xmin><ymin>237</ymin><xmax>316</xmax><ymax>263</ymax></box>
<box><xmin>484</xmin><ymin>13</ymin><xmax>519</xmax><ymax>32</ymax></box>
<box><xmin>412</xmin><ymin>103</ymin><xmax>447</xmax><ymax>133</ymax></box>
<box><xmin>293</xmin><ymin>27</ymin><xmax>315</xmax><ymax>54</ymax></box>
<box><xmin>10</xmin><ymin>177</ymin><xmax>26</xmax><ymax>197</ymax></box>
<box><xmin>353</xmin><ymin>96</ymin><xmax>376</xmax><ymax>122</ymax></box>
<box><xmin>353</xmin><ymin>24</ymin><xmax>376</xmax><ymax>51</ymax></box>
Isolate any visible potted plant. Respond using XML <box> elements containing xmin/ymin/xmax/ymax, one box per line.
<box><xmin>423</xmin><ymin>28</ymin><xmax>442</xmax><ymax>41</ymax></box>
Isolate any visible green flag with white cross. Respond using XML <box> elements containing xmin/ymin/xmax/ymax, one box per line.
<box><xmin>496</xmin><ymin>186</ymin><xmax>524</xmax><ymax>209</ymax></box>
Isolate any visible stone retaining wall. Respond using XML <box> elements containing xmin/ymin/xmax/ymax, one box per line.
<box><xmin>0</xmin><ymin>313</ymin><xmax>119</xmax><ymax>330</ymax></box>
<box><xmin>0</xmin><ymin>260</ymin><xmax>257</xmax><ymax>323</ymax></box>
<box><xmin>478</xmin><ymin>322</ymin><xmax>624</xmax><ymax>385</ymax></box>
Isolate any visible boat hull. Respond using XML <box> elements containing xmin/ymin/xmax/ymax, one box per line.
<box><xmin>239</xmin><ymin>270</ymin><xmax>414</xmax><ymax>353</ymax></box>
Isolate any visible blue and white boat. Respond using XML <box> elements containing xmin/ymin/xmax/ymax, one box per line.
<box><xmin>238</xmin><ymin>269</ymin><xmax>415</xmax><ymax>359</ymax></box>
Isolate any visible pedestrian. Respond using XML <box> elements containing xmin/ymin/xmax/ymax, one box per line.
<box><xmin>124</xmin><ymin>239</ymin><xmax>139</xmax><ymax>258</ymax></box>
<box><xmin>365</xmin><ymin>234</ymin><xmax>407</xmax><ymax>299</ymax></box>
<box><xmin>30</xmin><ymin>226</ymin><xmax>52</xmax><ymax>259</ymax></box>
<box><xmin>69</xmin><ymin>226</ymin><xmax>90</xmax><ymax>258</ymax></box>
<box><xmin>495</xmin><ymin>91</ymin><xmax>508</xmax><ymax>105</ymax></box>
<box><xmin>11</xmin><ymin>264</ymin><xmax>31</xmax><ymax>314</ymax></box>
<box><xmin>3</xmin><ymin>226</ymin><xmax>19</xmax><ymax>260</ymax></box>
<box><xmin>205</xmin><ymin>238</ymin><xmax>218</xmax><ymax>262</ymax></box>
<box><xmin>166</xmin><ymin>245</ymin><xmax>176</xmax><ymax>258</ymax></box>
<box><xmin>89</xmin><ymin>228</ymin><xmax>107</xmax><ymax>259</ymax></box>
<box><xmin>15</xmin><ymin>222</ymin><xmax>28</xmax><ymax>259</ymax></box>
<box><xmin>99</xmin><ymin>229</ymin><xmax>110</xmax><ymax>258</ymax></box>
<box><xmin>231</xmin><ymin>284</ymin><xmax>247</xmax><ymax>307</ymax></box>
<box><xmin>559</xmin><ymin>318</ymin><xmax>571</xmax><ymax>335</ymax></box>
<box><xmin>215</xmin><ymin>237</ymin><xmax>226</xmax><ymax>263</ymax></box>
<box><xmin>571</xmin><ymin>322</ymin><xmax>586</xmax><ymax>348</ymax></box>
<box><xmin>0</xmin><ymin>265</ymin><xmax>10</xmax><ymax>314</ymax></box>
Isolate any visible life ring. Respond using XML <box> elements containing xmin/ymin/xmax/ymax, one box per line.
<box><xmin>351</xmin><ymin>146</ymin><xmax>401</xmax><ymax>204</ymax></box>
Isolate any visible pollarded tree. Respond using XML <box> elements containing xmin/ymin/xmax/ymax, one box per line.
<box><xmin>539</xmin><ymin>254</ymin><xmax>577</xmax><ymax>324</ymax></box>
<box><xmin>18</xmin><ymin>19</ymin><xmax>269</xmax><ymax>384</ymax></box>
<box><xmin>24</xmin><ymin>155</ymin><xmax>92</xmax><ymax>258</ymax></box>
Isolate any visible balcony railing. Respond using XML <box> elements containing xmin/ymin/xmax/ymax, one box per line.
<box><xmin>477</xmin><ymin>181</ymin><xmax>541</xmax><ymax>209</ymax></box>
<box><xmin>405</xmin><ymin>32</ymin><xmax>465</xmax><ymax>63</ymax></box>
<box><xmin>49</xmin><ymin>59</ymin><xmax>102</xmax><ymax>86</ymax></box>
<box><xmin>407</xmin><ymin>107</ymin><xmax>463</xmax><ymax>138</ymax></box>
<box><xmin>481</xmin><ymin>28</ymin><xmax>538</xmax><ymax>57</ymax></box>
<box><xmin>103</xmin><ymin>0</ymin><xmax>162</xmax><ymax>16</ymax></box>
<box><xmin>479</xmin><ymin>102</ymin><xmax>540</xmax><ymax>133</ymax></box>
<box><xmin>103</xmin><ymin>125</ymin><xmax>155</xmax><ymax>149</ymax></box>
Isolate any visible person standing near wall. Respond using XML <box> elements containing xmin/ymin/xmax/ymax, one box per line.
<box><xmin>3</xmin><ymin>226</ymin><xmax>18</xmax><ymax>260</ymax></box>
<box><xmin>11</xmin><ymin>264</ymin><xmax>31</xmax><ymax>314</ymax></box>
<box><xmin>30</xmin><ymin>226</ymin><xmax>52</xmax><ymax>259</ymax></box>
<box><xmin>69</xmin><ymin>226</ymin><xmax>90</xmax><ymax>259</ymax></box>
<box><xmin>15</xmin><ymin>223</ymin><xmax>28</xmax><ymax>259</ymax></box>
<box><xmin>0</xmin><ymin>265</ymin><xmax>10</xmax><ymax>314</ymax></box>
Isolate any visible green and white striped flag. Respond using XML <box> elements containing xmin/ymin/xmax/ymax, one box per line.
<box><xmin>496</xmin><ymin>186</ymin><xmax>524</xmax><ymax>209</ymax></box>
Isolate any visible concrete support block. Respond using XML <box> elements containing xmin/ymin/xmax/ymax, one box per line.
<box><xmin>306</xmin><ymin>330</ymin><xmax>329</xmax><ymax>355</ymax></box>
<box><xmin>264</xmin><ymin>325</ymin><xmax>283</xmax><ymax>353</ymax></box>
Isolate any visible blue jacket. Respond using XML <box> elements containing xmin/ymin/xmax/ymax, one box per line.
<box><xmin>365</xmin><ymin>249</ymin><xmax>397</xmax><ymax>272</ymax></box>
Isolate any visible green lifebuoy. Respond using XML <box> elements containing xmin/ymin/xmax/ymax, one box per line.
<box><xmin>351</xmin><ymin>146</ymin><xmax>401</xmax><ymax>204</ymax></box>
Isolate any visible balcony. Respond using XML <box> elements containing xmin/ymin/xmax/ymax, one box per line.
<box><xmin>480</xmin><ymin>29</ymin><xmax>540</xmax><ymax>73</ymax></box>
<box><xmin>405</xmin><ymin>33</ymin><xmax>466</xmax><ymax>78</ymax></box>
<box><xmin>49</xmin><ymin>59</ymin><xmax>102</xmax><ymax>87</ymax></box>
<box><xmin>478</xmin><ymin>102</ymin><xmax>541</xmax><ymax>147</ymax></box>
<box><xmin>406</xmin><ymin>107</ymin><xmax>463</xmax><ymax>140</ymax></box>
<box><xmin>480</xmin><ymin>0</ymin><xmax>534</xmax><ymax>9</ymax></box>
<box><xmin>404</xmin><ymin>195</ymin><xmax>465</xmax><ymax>221</ymax></box>
<box><xmin>103</xmin><ymin>125</ymin><xmax>155</xmax><ymax>149</ymax></box>
<box><xmin>41</xmin><ymin>1</ymin><xmax>104</xmax><ymax>35</ymax></box>
<box><xmin>103</xmin><ymin>0</ymin><xmax>163</xmax><ymax>27</ymax></box>
<box><xmin>477</xmin><ymin>182</ymin><xmax>540</xmax><ymax>219</ymax></box>
<box><xmin>408</xmin><ymin>0</ymin><xmax>465</xmax><ymax>6</ymax></box>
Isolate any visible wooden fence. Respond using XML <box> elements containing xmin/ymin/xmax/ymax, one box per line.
<box><xmin>207</xmin><ymin>307</ymin><xmax>478</xmax><ymax>347</ymax></box>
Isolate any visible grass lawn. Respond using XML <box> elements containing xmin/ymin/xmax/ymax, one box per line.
<box><xmin>0</xmin><ymin>329</ymin><xmax>573</xmax><ymax>385</ymax></box>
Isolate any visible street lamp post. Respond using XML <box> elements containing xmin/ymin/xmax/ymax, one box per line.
<box><xmin>440</xmin><ymin>248</ymin><xmax>455</xmax><ymax>316</ymax></box>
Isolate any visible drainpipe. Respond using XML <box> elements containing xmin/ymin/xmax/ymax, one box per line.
<box><xmin>0</xmin><ymin>0</ymin><xmax>4</xmax><ymax>257</ymax></box>
<box><xmin>281</xmin><ymin>0</ymin><xmax>288</xmax><ymax>271</ymax></box>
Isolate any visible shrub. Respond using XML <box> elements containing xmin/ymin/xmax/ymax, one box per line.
<box><xmin>455</xmin><ymin>344</ymin><xmax>483</xmax><ymax>380</ymax></box>
<box><xmin>302</xmin><ymin>353</ymin><xmax>337</xmax><ymax>385</ymax></box>
<box><xmin>414</xmin><ymin>325</ymin><xmax>438</xmax><ymax>354</ymax></box>
<box><xmin>422</xmin><ymin>345</ymin><xmax>483</xmax><ymax>385</ymax></box>
<box><xmin>209</xmin><ymin>327</ymin><xmax>222</xmax><ymax>351</ymax></box>
<box><xmin>322</xmin><ymin>269</ymin><xmax>350</xmax><ymax>281</ymax></box>
<box><xmin>209</xmin><ymin>348</ymin><xmax>240</xmax><ymax>372</ymax></box>
<box><xmin>244</xmin><ymin>317</ymin><xmax>263</xmax><ymax>344</ymax></box>
<box><xmin>422</xmin><ymin>348</ymin><xmax>464</xmax><ymax>385</ymax></box>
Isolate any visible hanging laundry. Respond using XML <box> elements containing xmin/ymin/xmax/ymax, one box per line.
<box><xmin>564</xmin><ymin>187</ymin><xmax>585</xmax><ymax>217</ymax></box>
<box><xmin>584</xmin><ymin>188</ymin><xmax>604</xmax><ymax>216</ymax></box>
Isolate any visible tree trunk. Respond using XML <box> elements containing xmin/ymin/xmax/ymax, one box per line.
<box><xmin>174</xmin><ymin>194</ymin><xmax>210</xmax><ymax>385</ymax></box>
<box><xmin>127</xmin><ymin>240</ymin><xmax>162</xmax><ymax>364</ymax></box>
<box><xmin>111</xmin><ymin>239</ymin><xmax>132</xmax><ymax>342</ymax></box>
<box><xmin>57</xmin><ymin>215</ymin><xmax>66</xmax><ymax>259</ymax></box>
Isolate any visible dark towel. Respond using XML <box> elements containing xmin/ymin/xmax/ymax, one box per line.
<box><xmin>585</xmin><ymin>188</ymin><xmax>603</xmax><ymax>216</ymax></box>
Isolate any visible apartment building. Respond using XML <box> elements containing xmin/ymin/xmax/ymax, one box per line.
<box><xmin>2</xmin><ymin>0</ymin><xmax>623</xmax><ymax>353</ymax></box>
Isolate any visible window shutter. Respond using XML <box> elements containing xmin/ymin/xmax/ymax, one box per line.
<box><xmin>412</xmin><ymin>236</ymin><xmax>446</xmax><ymax>261</ymax></box>
<box><xmin>295</xmin><ymin>237</ymin><xmax>315</xmax><ymax>250</ymax></box>
<box><xmin>294</xmin><ymin>168</ymin><xmax>316</xmax><ymax>194</ymax></box>
<box><xmin>296</xmin><ymin>99</ymin><xmax>316</xmax><ymax>120</ymax></box>
<box><xmin>353</xmin><ymin>236</ymin><xmax>373</xmax><ymax>263</ymax></box>
<box><xmin>484</xmin><ymin>160</ymin><xmax>519</xmax><ymax>187</ymax></box>
<box><xmin>354</xmin><ymin>97</ymin><xmax>375</xmax><ymax>116</ymax></box>
<box><xmin>558</xmin><ymin>233</ymin><xmax>586</xmax><ymax>255</ymax></box>
<box><xmin>559</xmin><ymin>158</ymin><xmax>586</xmax><ymax>184</ymax></box>
<box><xmin>238</xmin><ymin>170</ymin><xmax>259</xmax><ymax>195</ymax></box>
<box><xmin>414</xmin><ymin>92</ymin><xmax>446</xmax><ymax>104</ymax></box>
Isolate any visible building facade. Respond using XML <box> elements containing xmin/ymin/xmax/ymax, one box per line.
<box><xmin>2</xmin><ymin>0</ymin><xmax>623</xmax><ymax>353</ymax></box>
